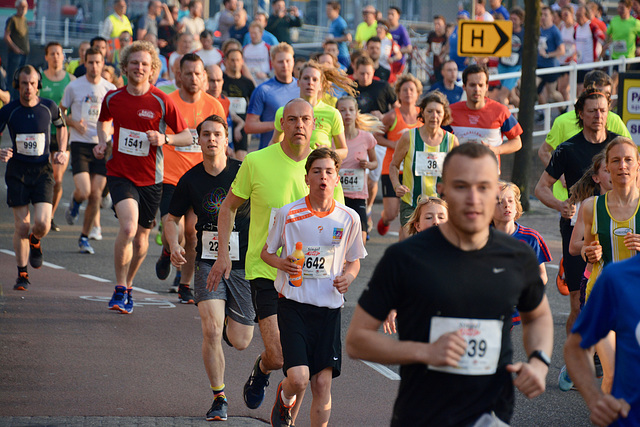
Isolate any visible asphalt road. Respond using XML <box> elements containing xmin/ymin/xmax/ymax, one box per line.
<box><xmin>0</xmin><ymin>154</ymin><xmax>596</xmax><ymax>426</ymax></box>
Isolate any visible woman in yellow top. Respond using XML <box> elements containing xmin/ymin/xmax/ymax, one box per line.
<box><xmin>580</xmin><ymin>137</ymin><xmax>640</xmax><ymax>393</ymax></box>
<box><xmin>269</xmin><ymin>60</ymin><xmax>356</xmax><ymax>159</ymax></box>
<box><xmin>389</xmin><ymin>90</ymin><xmax>458</xmax><ymax>240</ymax></box>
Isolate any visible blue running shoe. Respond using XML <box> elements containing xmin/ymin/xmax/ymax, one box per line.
<box><xmin>558</xmin><ymin>365</ymin><xmax>574</xmax><ymax>391</ymax></box>
<box><xmin>108</xmin><ymin>286</ymin><xmax>127</xmax><ymax>312</ymax></box>
<box><xmin>244</xmin><ymin>355</ymin><xmax>270</xmax><ymax>409</ymax></box>
<box><xmin>123</xmin><ymin>289</ymin><xmax>134</xmax><ymax>314</ymax></box>
<box><xmin>78</xmin><ymin>236</ymin><xmax>95</xmax><ymax>254</ymax></box>
<box><xmin>206</xmin><ymin>395</ymin><xmax>228</xmax><ymax>421</ymax></box>
<box><xmin>65</xmin><ymin>198</ymin><xmax>81</xmax><ymax>225</ymax></box>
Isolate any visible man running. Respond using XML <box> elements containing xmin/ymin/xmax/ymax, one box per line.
<box><xmin>94</xmin><ymin>40</ymin><xmax>191</xmax><ymax>314</ymax></box>
<box><xmin>347</xmin><ymin>143</ymin><xmax>553</xmax><ymax>426</ymax></box>
<box><xmin>61</xmin><ymin>46</ymin><xmax>116</xmax><ymax>255</ymax></box>
<box><xmin>166</xmin><ymin>114</ymin><xmax>254</xmax><ymax>421</ymax></box>
<box><xmin>0</xmin><ymin>65</ymin><xmax>68</xmax><ymax>290</ymax></box>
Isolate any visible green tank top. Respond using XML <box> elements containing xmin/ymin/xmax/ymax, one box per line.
<box><xmin>41</xmin><ymin>72</ymin><xmax>71</xmax><ymax>135</ymax></box>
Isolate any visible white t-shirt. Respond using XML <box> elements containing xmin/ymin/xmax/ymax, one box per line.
<box><xmin>266</xmin><ymin>196</ymin><xmax>367</xmax><ymax>309</ymax></box>
<box><xmin>196</xmin><ymin>48</ymin><xmax>223</xmax><ymax>67</ymax></box>
<box><xmin>60</xmin><ymin>76</ymin><xmax>116</xmax><ymax>144</ymax></box>
<box><xmin>560</xmin><ymin>23</ymin><xmax>577</xmax><ymax>63</ymax></box>
<box><xmin>181</xmin><ymin>16</ymin><xmax>205</xmax><ymax>50</ymax></box>
<box><xmin>243</xmin><ymin>41</ymin><xmax>271</xmax><ymax>85</ymax></box>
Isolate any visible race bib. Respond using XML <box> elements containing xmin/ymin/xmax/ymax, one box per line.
<box><xmin>118</xmin><ymin>127</ymin><xmax>150</xmax><ymax>157</ymax></box>
<box><xmin>175</xmin><ymin>129</ymin><xmax>202</xmax><ymax>153</ymax></box>
<box><xmin>81</xmin><ymin>100</ymin><xmax>101</xmax><ymax>123</ymax></box>
<box><xmin>428</xmin><ymin>316</ymin><xmax>503</xmax><ymax>376</ymax></box>
<box><xmin>340</xmin><ymin>168</ymin><xmax>365</xmax><ymax>192</ymax></box>
<box><xmin>501</xmin><ymin>53</ymin><xmax>519</xmax><ymax>67</ymax></box>
<box><xmin>612</xmin><ymin>40</ymin><xmax>627</xmax><ymax>54</ymax></box>
<box><xmin>16</xmin><ymin>133</ymin><xmax>46</xmax><ymax>156</ymax></box>
<box><xmin>302</xmin><ymin>245</ymin><xmax>334</xmax><ymax>279</ymax></box>
<box><xmin>229</xmin><ymin>97</ymin><xmax>247</xmax><ymax>115</ymax></box>
<box><xmin>201</xmin><ymin>231</ymin><xmax>239</xmax><ymax>260</ymax></box>
<box><xmin>415</xmin><ymin>151</ymin><xmax>446</xmax><ymax>177</ymax></box>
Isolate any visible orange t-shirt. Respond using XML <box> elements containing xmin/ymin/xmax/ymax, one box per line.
<box><xmin>163</xmin><ymin>90</ymin><xmax>225</xmax><ymax>186</ymax></box>
<box><xmin>217</xmin><ymin>94</ymin><xmax>230</xmax><ymax>118</ymax></box>
<box><xmin>382</xmin><ymin>107</ymin><xmax>421</xmax><ymax>175</ymax></box>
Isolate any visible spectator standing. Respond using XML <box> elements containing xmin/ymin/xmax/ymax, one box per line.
<box><xmin>229</xmin><ymin>8</ymin><xmax>249</xmax><ymax>44</ymax></box>
<box><xmin>430</xmin><ymin>60</ymin><xmax>463</xmax><ymax>105</ymax></box>
<box><xmin>5</xmin><ymin>0</ymin><xmax>30</xmax><ymax>101</ymax></box>
<box><xmin>101</xmin><ymin>0</ymin><xmax>133</xmax><ymax>43</ymax></box>
<box><xmin>137</xmin><ymin>0</ymin><xmax>162</xmax><ymax>41</ymax></box>
<box><xmin>182</xmin><ymin>0</ymin><xmax>206</xmax><ymax>50</ymax></box>
<box><xmin>426</xmin><ymin>15</ymin><xmax>448</xmax><ymax>84</ymax></box>
<box><xmin>266</xmin><ymin>0</ymin><xmax>302</xmax><ymax>45</ymax></box>
<box><xmin>217</xmin><ymin>0</ymin><xmax>238</xmax><ymax>42</ymax></box>
<box><xmin>355</xmin><ymin>5</ymin><xmax>378</xmax><ymax>48</ymax></box>
<box><xmin>326</xmin><ymin>1</ymin><xmax>352</xmax><ymax>68</ymax></box>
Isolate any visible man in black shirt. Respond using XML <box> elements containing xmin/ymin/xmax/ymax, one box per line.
<box><xmin>165</xmin><ymin>114</ymin><xmax>253</xmax><ymax>422</ymax></box>
<box><xmin>266</xmin><ymin>0</ymin><xmax>302</xmax><ymax>44</ymax></box>
<box><xmin>222</xmin><ymin>48</ymin><xmax>255</xmax><ymax>160</ymax></box>
<box><xmin>534</xmin><ymin>88</ymin><xmax>617</xmax><ymax>391</ymax></box>
<box><xmin>365</xmin><ymin>36</ymin><xmax>391</xmax><ymax>82</ymax></box>
<box><xmin>353</xmin><ymin>55</ymin><xmax>396</xmax><ymax>117</ymax></box>
<box><xmin>347</xmin><ymin>143</ymin><xmax>553</xmax><ymax>426</ymax></box>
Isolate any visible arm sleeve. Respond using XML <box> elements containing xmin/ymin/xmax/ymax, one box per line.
<box><xmin>168</xmin><ymin>175</ymin><xmax>192</xmax><ymax>218</ymax></box>
<box><xmin>344</xmin><ymin>211</ymin><xmax>367</xmax><ymax>262</ymax></box>
<box><xmin>274</xmin><ymin>106</ymin><xmax>284</xmax><ymax>132</ymax></box>
<box><xmin>545</xmin><ymin>145</ymin><xmax>566</xmax><ymax>180</ymax></box>
<box><xmin>98</xmin><ymin>94</ymin><xmax>113</xmax><ymax>122</ymax></box>
<box><xmin>331</xmin><ymin>108</ymin><xmax>344</xmax><ymax>136</ymax></box>
<box><xmin>500</xmin><ymin>113</ymin><xmax>523</xmax><ymax>139</ymax></box>
<box><xmin>400</xmin><ymin>27</ymin><xmax>411</xmax><ymax>47</ymax></box>
<box><xmin>229</xmin><ymin>156</ymin><xmax>253</xmax><ymax>200</ymax></box>
<box><xmin>164</xmin><ymin>95</ymin><xmax>188</xmax><ymax>133</ymax></box>
<box><xmin>60</xmin><ymin>84</ymin><xmax>72</xmax><ymax>110</ymax></box>
<box><xmin>265</xmin><ymin>206</ymin><xmax>286</xmax><ymax>254</ymax></box>
<box><xmin>246</xmin><ymin>86</ymin><xmax>265</xmax><ymax>116</ymax></box>
<box><xmin>516</xmin><ymin>247</ymin><xmax>546</xmax><ymax>312</ymax></box>
<box><xmin>357</xmin><ymin>245</ymin><xmax>402</xmax><ymax>320</ymax></box>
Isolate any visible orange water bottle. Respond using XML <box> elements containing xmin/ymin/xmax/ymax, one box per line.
<box><xmin>288</xmin><ymin>242</ymin><xmax>305</xmax><ymax>287</ymax></box>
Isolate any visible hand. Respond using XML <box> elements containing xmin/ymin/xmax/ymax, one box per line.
<box><xmin>506</xmin><ymin>360</ymin><xmax>548</xmax><ymax>399</ymax></box>
<box><xmin>587</xmin><ymin>394</ymin><xmax>630</xmax><ymax>427</ymax></box>
<box><xmin>289</xmin><ymin>5</ymin><xmax>299</xmax><ymax>16</ymax></box>
<box><xmin>395</xmin><ymin>185</ymin><xmax>409</xmax><ymax>198</ymax></box>
<box><xmin>0</xmin><ymin>148</ymin><xmax>13</xmax><ymax>162</ymax></box>
<box><xmin>333</xmin><ymin>273</ymin><xmax>354</xmax><ymax>294</ymax></box>
<box><xmin>481</xmin><ymin>141</ymin><xmax>500</xmax><ymax>155</ymax></box>
<box><xmin>158</xmin><ymin>39</ymin><xmax>168</xmax><ymax>48</ymax></box>
<box><xmin>370</xmin><ymin>110</ymin><xmax>383</xmax><ymax>120</ymax></box>
<box><xmin>170</xmin><ymin>244</ymin><xmax>187</xmax><ymax>267</ymax></box>
<box><xmin>584</xmin><ymin>240</ymin><xmax>602</xmax><ymax>263</ymax></box>
<box><xmin>207</xmin><ymin>255</ymin><xmax>231</xmax><ymax>292</ymax></box>
<box><xmin>623</xmin><ymin>232</ymin><xmax>640</xmax><ymax>252</ymax></box>
<box><xmin>559</xmin><ymin>201</ymin><xmax>576</xmax><ymax>219</ymax></box>
<box><xmin>358</xmin><ymin>157</ymin><xmax>368</xmax><ymax>169</ymax></box>
<box><xmin>280</xmin><ymin>255</ymin><xmax>302</xmax><ymax>276</ymax></box>
<box><xmin>93</xmin><ymin>142</ymin><xmax>107</xmax><ymax>159</ymax></box>
<box><xmin>53</xmin><ymin>151</ymin><xmax>68</xmax><ymax>165</ymax></box>
<box><xmin>234</xmin><ymin>127</ymin><xmax>242</xmax><ymax>143</ymax></box>
<box><xmin>75</xmin><ymin>119</ymin><xmax>88</xmax><ymax>135</ymax></box>
<box><xmin>383</xmin><ymin>309</ymin><xmax>397</xmax><ymax>334</ymax></box>
<box><xmin>425</xmin><ymin>331</ymin><xmax>467</xmax><ymax>367</ymax></box>
<box><xmin>147</xmin><ymin>130</ymin><xmax>164</xmax><ymax>146</ymax></box>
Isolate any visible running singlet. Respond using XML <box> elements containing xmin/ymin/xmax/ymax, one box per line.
<box><xmin>163</xmin><ymin>90</ymin><xmax>224</xmax><ymax>186</ymax></box>
<box><xmin>401</xmin><ymin>128</ymin><xmax>455</xmax><ymax>206</ymax></box>
<box><xmin>60</xmin><ymin>76</ymin><xmax>116</xmax><ymax>144</ymax></box>
<box><xmin>231</xmin><ymin>143</ymin><xmax>345</xmax><ymax>281</ymax></box>
<box><xmin>273</xmin><ymin>100</ymin><xmax>344</xmax><ymax>150</ymax></box>
<box><xmin>41</xmin><ymin>72</ymin><xmax>72</xmax><ymax>135</ymax></box>
<box><xmin>382</xmin><ymin>107</ymin><xmax>420</xmax><ymax>175</ymax></box>
<box><xmin>0</xmin><ymin>98</ymin><xmax>65</xmax><ymax>163</ymax></box>
<box><xmin>266</xmin><ymin>196</ymin><xmax>366</xmax><ymax>308</ymax></box>
<box><xmin>99</xmin><ymin>86</ymin><xmax>188</xmax><ymax>186</ymax></box>
<box><xmin>586</xmin><ymin>193</ymin><xmax>640</xmax><ymax>298</ymax></box>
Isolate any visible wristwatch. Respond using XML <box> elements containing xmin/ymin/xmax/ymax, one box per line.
<box><xmin>528</xmin><ymin>350</ymin><xmax>551</xmax><ymax>367</ymax></box>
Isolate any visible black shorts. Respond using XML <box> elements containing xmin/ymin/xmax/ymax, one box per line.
<box><xmin>71</xmin><ymin>142</ymin><xmax>107</xmax><ymax>176</ymax></box>
<box><xmin>159</xmin><ymin>183</ymin><xmax>176</xmax><ymax>218</ymax></box>
<box><xmin>49</xmin><ymin>132</ymin><xmax>70</xmax><ymax>153</ymax></box>
<box><xmin>107</xmin><ymin>176</ymin><xmax>162</xmax><ymax>229</ymax></box>
<box><xmin>5</xmin><ymin>159</ymin><xmax>54</xmax><ymax>207</ymax></box>
<box><xmin>250</xmin><ymin>277</ymin><xmax>278</xmax><ymax>321</ymax></box>
<box><xmin>560</xmin><ymin>217</ymin><xmax>586</xmax><ymax>292</ymax></box>
<box><xmin>278</xmin><ymin>298</ymin><xmax>341</xmax><ymax>378</ymax></box>
<box><xmin>537</xmin><ymin>73</ymin><xmax>561</xmax><ymax>94</ymax></box>
<box><xmin>345</xmin><ymin>197</ymin><xmax>367</xmax><ymax>232</ymax></box>
<box><xmin>381</xmin><ymin>174</ymin><xmax>401</xmax><ymax>198</ymax></box>
<box><xmin>577</xmin><ymin>69</ymin><xmax>589</xmax><ymax>84</ymax></box>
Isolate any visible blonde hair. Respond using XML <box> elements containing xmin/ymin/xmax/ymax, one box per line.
<box><xmin>336</xmin><ymin>96</ymin><xmax>384</xmax><ymax>134</ymax></box>
<box><xmin>394</xmin><ymin>73</ymin><xmax>424</xmax><ymax>99</ymax></box>
<box><xmin>119</xmin><ymin>40</ymin><xmax>161</xmax><ymax>76</ymax></box>
<box><xmin>497</xmin><ymin>181</ymin><xmax>523</xmax><ymax>220</ymax></box>
<box><xmin>404</xmin><ymin>196</ymin><xmax>448</xmax><ymax>236</ymax></box>
<box><xmin>270</xmin><ymin>42</ymin><xmax>295</xmax><ymax>61</ymax></box>
<box><xmin>605</xmin><ymin>136</ymin><xmax>638</xmax><ymax>164</ymax></box>
<box><xmin>299</xmin><ymin>60</ymin><xmax>357</xmax><ymax>98</ymax></box>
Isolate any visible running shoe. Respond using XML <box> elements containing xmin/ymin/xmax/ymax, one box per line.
<box><xmin>270</xmin><ymin>381</ymin><xmax>293</xmax><ymax>427</ymax></box>
<box><xmin>169</xmin><ymin>273</ymin><xmax>181</xmax><ymax>293</ymax></box>
<box><xmin>178</xmin><ymin>284</ymin><xmax>195</xmax><ymax>304</ymax></box>
<box><xmin>14</xmin><ymin>273</ymin><xmax>30</xmax><ymax>291</ymax></box>
<box><xmin>222</xmin><ymin>317</ymin><xmax>233</xmax><ymax>348</ymax></box>
<box><xmin>123</xmin><ymin>289</ymin><xmax>134</xmax><ymax>314</ymax></box>
<box><xmin>101</xmin><ymin>193</ymin><xmax>112</xmax><ymax>209</ymax></box>
<box><xmin>88</xmin><ymin>226</ymin><xmax>103</xmax><ymax>241</ymax></box>
<box><xmin>156</xmin><ymin>251</ymin><xmax>172</xmax><ymax>280</ymax></box>
<box><xmin>108</xmin><ymin>286</ymin><xmax>127</xmax><ymax>312</ymax></box>
<box><xmin>206</xmin><ymin>395</ymin><xmax>228</xmax><ymax>421</ymax></box>
<box><xmin>556</xmin><ymin>258</ymin><xmax>570</xmax><ymax>296</ymax></box>
<box><xmin>377</xmin><ymin>217</ymin><xmax>390</xmax><ymax>236</ymax></box>
<box><xmin>50</xmin><ymin>219</ymin><xmax>60</xmax><ymax>232</ymax></box>
<box><xmin>28</xmin><ymin>233</ymin><xmax>43</xmax><ymax>269</ymax></box>
<box><xmin>155</xmin><ymin>223</ymin><xmax>163</xmax><ymax>246</ymax></box>
<box><xmin>79</xmin><ymin>236</ymin><xmax>95</xmax><ymax>255</ymax></box>
<box><xmin>244</xmin><ymin>355</ymin><xmax>270</xmax><ymax>409</ymax></box>
<box><xmin>65</xmin><ymin>198</ymin><xmax>81</xmax><ymax>225</ymax></box>
<box><xmin>558</xmin><ymin>365</ymin><xmax>575</xmax><ymax>391</ymax></box>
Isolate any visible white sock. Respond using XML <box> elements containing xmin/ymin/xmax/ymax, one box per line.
<box><xmin>281</xmin><ymin>389</ymin><xmax>295</xmax><ymax>407</ymax></box>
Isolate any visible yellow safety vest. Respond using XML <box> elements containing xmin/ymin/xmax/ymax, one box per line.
<box><xmin>108</xmin><ymin>13</ymin><xmax>133</xmax><ymax>38</ymax></box>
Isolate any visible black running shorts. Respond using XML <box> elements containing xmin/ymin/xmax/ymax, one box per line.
<box><xmin>107</xmin><ymin>176</ymin><xmax>162</xmax><ymax>229</ymax></box>
<box><xmin>5</xmin><ymin>158</ymin><xmax>54</xmax><ymax>207</ymax></box>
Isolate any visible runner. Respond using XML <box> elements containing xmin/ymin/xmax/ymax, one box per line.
<box><xmin>262</xmin><ymin>147</ymin><xmax>367</xmax><ymax>427</ymax></box>
<box><xmin>60</xmin><ymin>47</ymin><xmax>116</xmax><ymax>255</ymax></box>
<box><xmin>0</xmin><ymin>65</ymin><xmax>68</xmax><ymax>290</ymax></box>
<box><xmin>41</xmin><ymin>42</ymin><xmax>75</xmax><ymax>232</ymax></box>
<box><xmin>336</xmin><ymin>95</ymin><xmax>382</xmax><ymax>243</ymax></box>
<box><xmin>222</xmin><ymin>48</ymin><xmax>255</xmax><ymax>160</ymax></box>
<box><xmin>389</xmin><ymin>90</ymin><xmax>458</xmax><ymax>236</ymax></box>
<box><xmin>154</xmin><ymin>53</ymin><xmax>224</xmax><ymax>301</ymax></box>
<box><xmin>165</xmin><ymin>114</ymin><xmax>254</xmax><ymax>421</ymax></box>
<box><xmin>346</xmin><ymin>143</ymin><xmax>553</xmax><ymax>426</ymax></box>
<box><xmin>269</xmin><ymin>60</ymin><xmax>356</xmax><ymax>159</ymax></box>
<box><xmin>94</xmin><ymin>40</ymin><xmax>191</xmax><ymax>314</ymax></box>
<box><xmin>375</xmin><ymin>74</ymin><xmax>422</xmax><ymax>239</ymax></box>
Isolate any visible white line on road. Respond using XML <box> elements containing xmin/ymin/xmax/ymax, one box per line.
<box><xmin>79</xmin><ymin>274</ymin><xmax>111</xmax><ymax>283</ymax></box>
<box><xmin>547</xmin><ymin>264</ymin><xmax>559</xmax><ymax>270</ymax></box>
<box><xmin>132</xmin><ymin>287</ymin><xmax>158</xmax><ymax>294</ymax></box>
<box><xmin>362</xmin><ymin>361</ymin><xmax>401</xmax><ymax>380</ymax></box>
<box><xmin>0</xmin><ymin>249</ymin><xmax>64</xmax><ymax>269</ymax></box>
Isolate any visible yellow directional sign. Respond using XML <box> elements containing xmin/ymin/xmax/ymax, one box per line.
<box><xmin>457</xmin><ymin>20</ymin><xmax>512</xmax><ymax>57</ymax></box>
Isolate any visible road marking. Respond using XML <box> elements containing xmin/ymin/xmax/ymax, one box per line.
<box><xmin>361</xmin><ymin>361</ymin><xmax>401</xmax><ymax>380</ymax></box>
<box><xmin>132</xmin><ymin>287</ymin><xmax>157</xmax><ymax>295</ymax></box>
<box><xmin>0</xmin><ymin>249</ymin><xmax>64</xmax><ymax>269</ymax></box>
<box><xmin>547</xmin><ymin>264</ymin><xmax>559</xmax><ymax>270</ymax></box>
<box><xmin>79</xmin><ymin>274</ymin><xmax>111</xmax><ymax>283</ymax></box>
<box><xmin>80</xmin><ymin>295</ymin><xmax>174</xmax><ymax>308</ymax></box>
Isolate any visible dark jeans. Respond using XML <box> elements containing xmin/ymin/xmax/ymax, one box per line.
<box><xmin>6</xmin><ymin>50</ymin><xmax>27</xmax><ymax>101</ymax></box>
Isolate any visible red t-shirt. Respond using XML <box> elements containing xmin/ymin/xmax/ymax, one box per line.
<box><xmin>99</xmin><ymin>85</ymin><xmax>188</xmax><ymax>186</ymax></box>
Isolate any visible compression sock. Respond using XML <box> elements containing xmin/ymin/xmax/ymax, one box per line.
<box><xmin>211</xmin><ymin>384</ymin><xmax>226</xmax><ymax>399</ymax></box>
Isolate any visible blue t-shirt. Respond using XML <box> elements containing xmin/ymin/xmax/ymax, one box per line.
<box><xmin>390</xmin><ymin>24</ymin><xmax>411</xmax><ymax>66</ymax></box>
<box><xmin>242</xmin><ymin>30</ymin><xmax>279</xmax><ymax>47</ymax></box>
<box><xmin>329</xmin><ymin>16</ymin><xmax>350</xmax><ymax>61</ymax></box>
<box><xmin>572</xmin><ymin>256</ymin><xmax>640</xmax><ymax>427</ymax></box>
<box><xmin>512</xmin><ymin>223</ymin><xmax>551</xmax><ymax>265</ymax></box>
<box><xmin>491</xmin><ymin>5</ymin><xmax>510</xmax><ymax>20</ymax></box>
<box><xmin>448</xmin><ymin>28</ymin><xmax>466</xmax><ymax>71</ymax></box>
<box><xmin>538</xmin><ymin>25</ymin><xmax>563</xmax><ymax>68</ymax></box>
<box><xmin>501</xmin><ymin>28</ymin><xmax>524</xmax><ymax>67</ymax></box>
<box><xmin>0</xmin><ymin>98</ymin><xmax>65</xmax><ymax>163</ymax></box>
<box><xmin>246</xmin><ymin>76</ymin><xmax>299</xmax><ymax>149</ymax></box>
<box><xmin>429</xmin><ymin>81</ymin><xmax>463</xmax><ymax>105</ymax></box>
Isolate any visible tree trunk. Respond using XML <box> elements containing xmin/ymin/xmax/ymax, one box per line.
<box><xmin>511</xmin><ymin>0</ymin><xmax>541</xmax><ymax>211</ymax></box>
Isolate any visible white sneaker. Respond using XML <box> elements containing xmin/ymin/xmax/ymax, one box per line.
<box><xmin>88</xmin><ymin>226</ymin><xmax>103</xmax><ymax>241</ymax></box>
<box><xmin>101</xmin><ymin>193</ymin><xmax>112</xmax><ymax>209</ymax></box>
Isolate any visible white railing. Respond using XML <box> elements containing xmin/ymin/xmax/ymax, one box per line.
<box><xmin>33</xmin><ymin>17</ymin><xmax>102</xmax><ymax>47</ymax></box>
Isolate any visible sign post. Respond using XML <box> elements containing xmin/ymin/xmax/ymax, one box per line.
<box><xmin>618</xmin><ymin>72</ymin><xmax>640</xmax><ymax>145</ymax></box>
<box><xmin>457</xmin><ymin>20</ymin><xmax>513</xmax><ymax>57</ymax></box>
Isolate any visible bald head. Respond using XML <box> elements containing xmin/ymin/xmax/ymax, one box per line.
<box><xmin>206</xmin><ymin>64</ymin><xmax>224</xmax><ymax>98</ymax></box>
<box><xmin>281</xmin><ymin>98</ymin><xmax>315</xmax><ymax>149</ymax></box>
